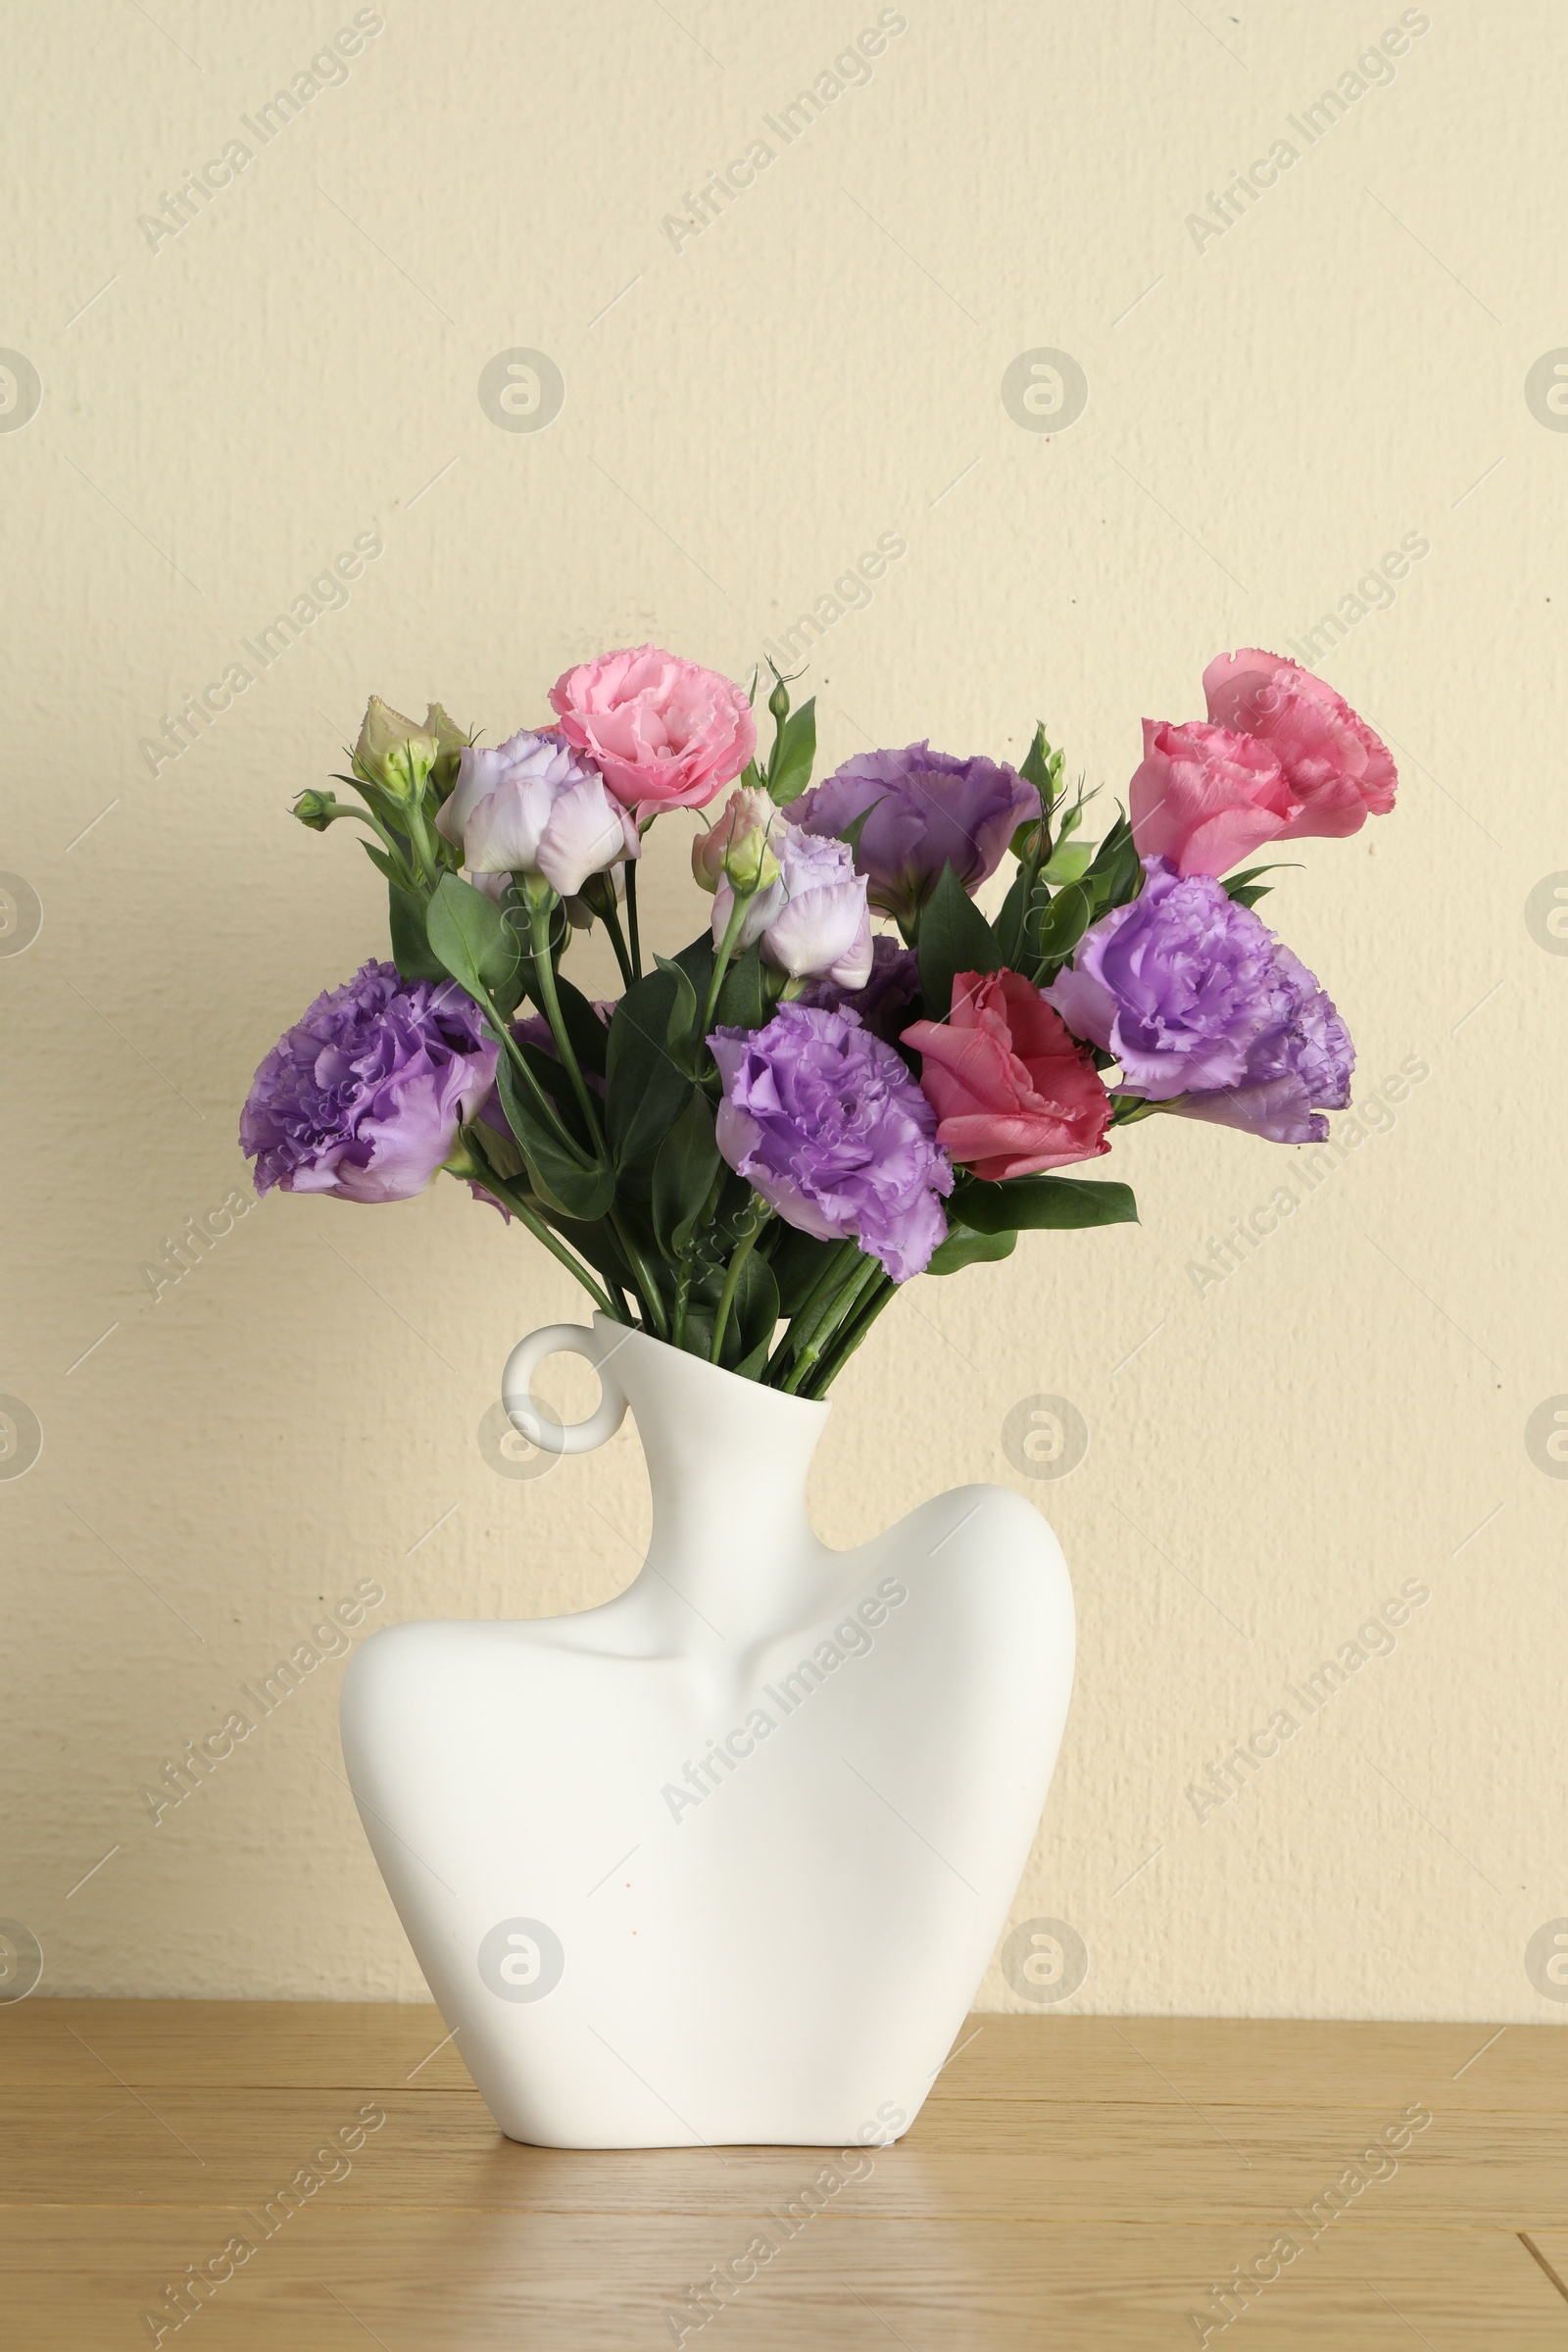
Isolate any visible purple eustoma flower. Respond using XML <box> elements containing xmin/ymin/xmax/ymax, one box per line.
<box><xmin>1047</xmin><ymin>858</ymin><xmax>1352</xmax><ymax>1144</ymax></box>
<box><xmin>797</xmin><ymin>935</ymin><xmax>921</xmax><ymax>1044</ymax></box>
<box><xmin>710</xmin><ymin>1003</ymin><xmax>953</xmax><ymax>1282</ymax></box>
<box><xmin>241</xmin><ymin>960</ymin><xmax>499</xmax><ymax>1203</ymax></box>
<box><xmin>1169</xmin><ymin>943</ymin><xmax>1353</xmax><ymax>1144</ymax></box>
<box><xmin>794</xmin><ymin>742</ymin><xmax>1037</xmax><ymax>927</ymax></box>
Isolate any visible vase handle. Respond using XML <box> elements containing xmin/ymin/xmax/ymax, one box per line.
<box><xmin>501</xmin><ymin>1323</ymin><xmax>629</xmax><ymax>1456</ymax></box>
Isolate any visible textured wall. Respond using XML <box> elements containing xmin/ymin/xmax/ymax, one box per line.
<box><xmin>1</xmin><ymin>0</ymin><xmax>1560</xmax><ymax>2019</ymax></box>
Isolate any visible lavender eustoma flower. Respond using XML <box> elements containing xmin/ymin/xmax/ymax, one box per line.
<box><xmin>793</xmin><ymin>742</ymin><xmax>1037</xmax><ymax>927</ymax></box>
<box><xmin>437</xmin><ymin>727</ymin><xmax>636</xmax><ymax>899</ymax></box>
<box><xmin>709</xmin><ymin>1004</ymin><xmax>953</xmax><ymax>1282</ymax></box>
<box><xmin>241</xmin><ymin>960</ymin><xmax>499</xmax><ymax>1203</ymax></box>
<box><xmin>1047</xmin><ymin>858</ymin><xmax>1353</xmax><ymax>1144</ymax></box>
<box><xmin>710</xmin><ymin>819</ymin><xmax>872</xmax><ymax>990</ymax></box>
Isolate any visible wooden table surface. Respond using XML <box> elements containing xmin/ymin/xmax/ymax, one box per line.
<box><xmin>4</xmin><ymin>2002</ymin><xmax>1567</xmax><ymax>2347</ymax></box>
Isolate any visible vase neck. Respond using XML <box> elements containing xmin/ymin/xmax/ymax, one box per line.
<box><xmin>596</xmin><ymin>1321</ymin><xmax>833</xmax><ymax>1641</ymax></box>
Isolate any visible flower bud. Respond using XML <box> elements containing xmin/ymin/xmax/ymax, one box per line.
<box><xmin>292</xmin><ymin>788</ymin><xmax>337</xmax><ymax>833</ymax></box>
<box><xmin>767</xmin><ymin>677</ymin><xmax>790</xmax><ymax>725</ymax></box>
<box><xmin>354</xmin><ymin>696</ymin><xmax>438</xmax><ymax>802</ymax></box>
<box><xmin>423</xmin><ymin>703</ymin><xmax>470</xmax><ymax>796</ymax></box>
<box><xmin>692</xmin><ymin>786</ymin><xmax>779</xmax><ymax>896</ymax></box>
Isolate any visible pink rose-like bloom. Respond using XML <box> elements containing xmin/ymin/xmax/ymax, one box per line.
<box><xmin>1128</xmin><ymin>719</ymin><xmax>1297</xmax><ymax>880</ymax></box>
<box><xmin>1129</xmin><ymin>650</ymin><xmax>1397</xmax><ymax>878</ymax></box>
<box><xmin>549</xmin><ymin>645</ymin><xmax>757</xmax><ymax>817</ymax></box>
<box><xmin>1204</xmin><ymin>648</ymin><xmax>1397</xmax><ymax>830</ymax></box>
<box><xmin>902</xmin><ymin>968</ymin><xmax>1113</xmax><ymax>1184</ymax></box>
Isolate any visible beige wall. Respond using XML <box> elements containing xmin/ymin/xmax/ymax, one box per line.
<box><xmin>2</xmin><ymin>0</ymin><xmax>1560</xmax><ymax>2019</ymax></box>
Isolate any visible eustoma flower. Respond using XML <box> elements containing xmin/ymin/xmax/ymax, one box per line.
<box><xmin>710</xmin><ymin>815</ymin><xmax>873</xmax><ymax>990</ymax></box>
<box><xmin>1130</xmin><ymin>650</ymin><xmax>1397</xmax><ymax>878</ymax></box>
<box><xmin>794</xmin><ymin>743</ymin><xmax>1037</xmax><ymax>926</ymax></box>
<box><xmin>549</xmin><ymin>644</ymin><xmax>757</xmax><ymax>816</ymax></box>
<box><xmin>1047</xmin><ymin>858</ymin><xmax>1353</xmax><ymax>1144</ymax></box>
<box><xmin>797</xmin><ymin>936</ymin><xmax>920</xmax><ymax>1044</ymax></box>
<box><xmin>710</xmin><ymin>1004</ymin><xmax>953</xmax><ymax>1281</ymax></box>
<box><xmin>903</xmin><ymin>969</ymin><xmax>1112</xmax><ymax>1180</ymax></box>
<box><xmin>436</xmin><ymin>728</ymin><xmax>636</xmax><ymax>898</ymax></box>
<box><xmin>241</xmin><ymin>961</ymin><xmax>499</xmax><ymax>1203</ymax></box>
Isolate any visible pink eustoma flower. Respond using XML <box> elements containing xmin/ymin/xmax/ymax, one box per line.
<box><xmin>903</xmin><ymin>968</ymin><xmax>1113</xmax><ymax>1183</ymax></box>
<box><xmin>1130</xmin><ymin>650</ymin><xmax>1397</xmax><ymax>878</ymax></box>
<box><xmin>549</xmin><ymin>645</ymin><xmax>756</xmax><ymax>818</ymax></box>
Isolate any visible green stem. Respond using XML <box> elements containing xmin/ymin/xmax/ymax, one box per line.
<box><xmin>1109</xmin><ymin>1093</ymin><xmax>1164</xmax><ymax>1125</ymax></box>
<box><xmin>802</xmin><ymin>1273</ymin><xmax>896</xmax><ymax>1397</ymax></box>
<box><xmin>598</xmin><ymin>893</ymin><xmax>636</xmax><ymax>992</ymax></box>
<box><xmin>701</xmin><ymin>889</ymin><xmax>753</xmax><ymax>1037</ymax></box>
<box><xmin>450</xmin><ymin>1157</ymin><xmax>619</xmax><ymax>1320</ymax></box>
<box><xmin>782</xmin><ymin>1253</ymin><xmax>881</xmax><ymax>1395</ymax></box>
<box><xmin>527</xmin><ymin>897</ymin><xmax>606</xmax><ymax>1146</ymax></box>
<box><xmin>401</xmin><ymin>791</ymin><xmax>444</xmax><ymax>888</ymax></box>
<box><xmin>765</xmin><ymin>1240</ymin><xmax>858</xmax><ymax>1380</ymax></box>
<box><xmin>624</xmin><ymin>859</ymin><xmax>644</xmax><ymax>981</ymax></box>
<box><xmin>671</xmin><ymin>1261</ymin><xmax>692</xmax><ymax>1351</ymax></box>
<box><xmin>481</xmin><ymin>994</ymin><xmax>584</xmax><ymax>1160</ymax></box>
<box><xmin>611</xmin><ymin>1210</ymin><xmax>669</xmax><ymax>1340</ymax></box>
<box><xmin>343</xmin><ymin>801</ymin><xmax>415</xmax><ymax>879</ymax></box>
<box><xmin>709</xmin><ymin>1220</ymin><xmax>764</xmax><ymax>1365</ymax></box>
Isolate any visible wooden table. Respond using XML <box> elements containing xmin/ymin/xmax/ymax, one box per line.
<box><xmin>4</xmin><ymin>2002</ymin><xmax>1566</xmax><ymax>2346</ymax></box>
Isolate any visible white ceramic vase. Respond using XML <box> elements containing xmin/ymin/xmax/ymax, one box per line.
<box><xmin>340</xmin><ymin>1314</ymin><xmax>1074</xmax><ymax>2148</ymax></box>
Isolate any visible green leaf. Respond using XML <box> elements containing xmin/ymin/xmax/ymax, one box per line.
<box><xmin>1081</xmin><ymin>815</ymin><xmax>1143</xmax><ymax>918</ymax></box>
<box><xmin>1223</xmin><ymin>860</ymin><xmax>1298</xmax><ymax>910</ymax></box>
<box><xmin>838</xmin><ymin>796</ymin><xmax>886</xmax><ymax>860</ymax></box>
<box><xmin>1040</xmin><ymin>840</ymin><xmax>1094</xmax><ymax>887</ymax></box>
<box><xmin>1031</xmin><ymin>880</ymin><xmax>1092</xmax><ymax>969</ymax></box>
<box><xmin>1019</xmin><ymin>721</ymin><xmax>1055</xmax><ymax>803</ymax></box>
<box><xmin>726</xmin><ymin>1250</ymin><xmax>780</xmax><ymax>1371</ymax></box>
<box><xmin>768</xmin><ymin>699</ymin><xmax>817</xmax><ymax>806</ymax></box>
<box><xmin>387</xmin><ymin>883</ymin><xmax>446</xmax><ymax>982</ymax></box>
<box><xmin>654</xmin><ymin>954</ymin><xmax>702</xmax><ymax>1064</ymax></box>
<box><xmin>494</xmin><ymin>1054</ymin><xmax>613</xmax><ymax>1222</ymax></box>
<box><xmin>425</xmin><ymin>872</ymin><xmax>523</xmax><ymax>1005</ymax></box>
<box><xmin>605</xmin><ymin>967</ymin><xmax>692</xmax><ymax>1170</ymax></box>
<box><xmin>549</xmin><ymin>973</ymin><xmax>610</xmax><ymax>1078</ymax></box>
<box><xmin>993</xmin><ymin>861</ymin><xmax>1036</xmax><ymax>969</ymax></box>
<box><xmin>957</xmin><ymin>1174</ymin><xmax>1139</xmax><ymax>1233</ymax></box>
<box><xmin>652</xmin><ymin>1087</ymin><xmax>721</xmax><ymax>1258</ymax></box>
<box><xmin>713</xmin><ymin>941</ymin><xmax>766</xmax><ymax>1031</ymax></box>
<box><xmin>926</xmin><ymin>1223</ymin><xmax>1019</xmax><ymax>1275</ymax></box>
<box><xmin>917</xmin><ymin>863</ymin><xmax>1002</xmax><ymax>1021</ymax></box>
<box><xmin>361</xmin><ymin>839</ymin><xmax>397</xmax><ymax>883</ymax></box>
<box><xmin>765</xmin><ymin>1223</ymin><xmax>842</xmax><ymax>1316</ymax></box>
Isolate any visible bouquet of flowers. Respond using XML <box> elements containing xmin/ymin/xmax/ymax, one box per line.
<box><xmin>241</xmin><ymin>645</ymin><xmax>1396</xmax><ymax>1399</ymax></box>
